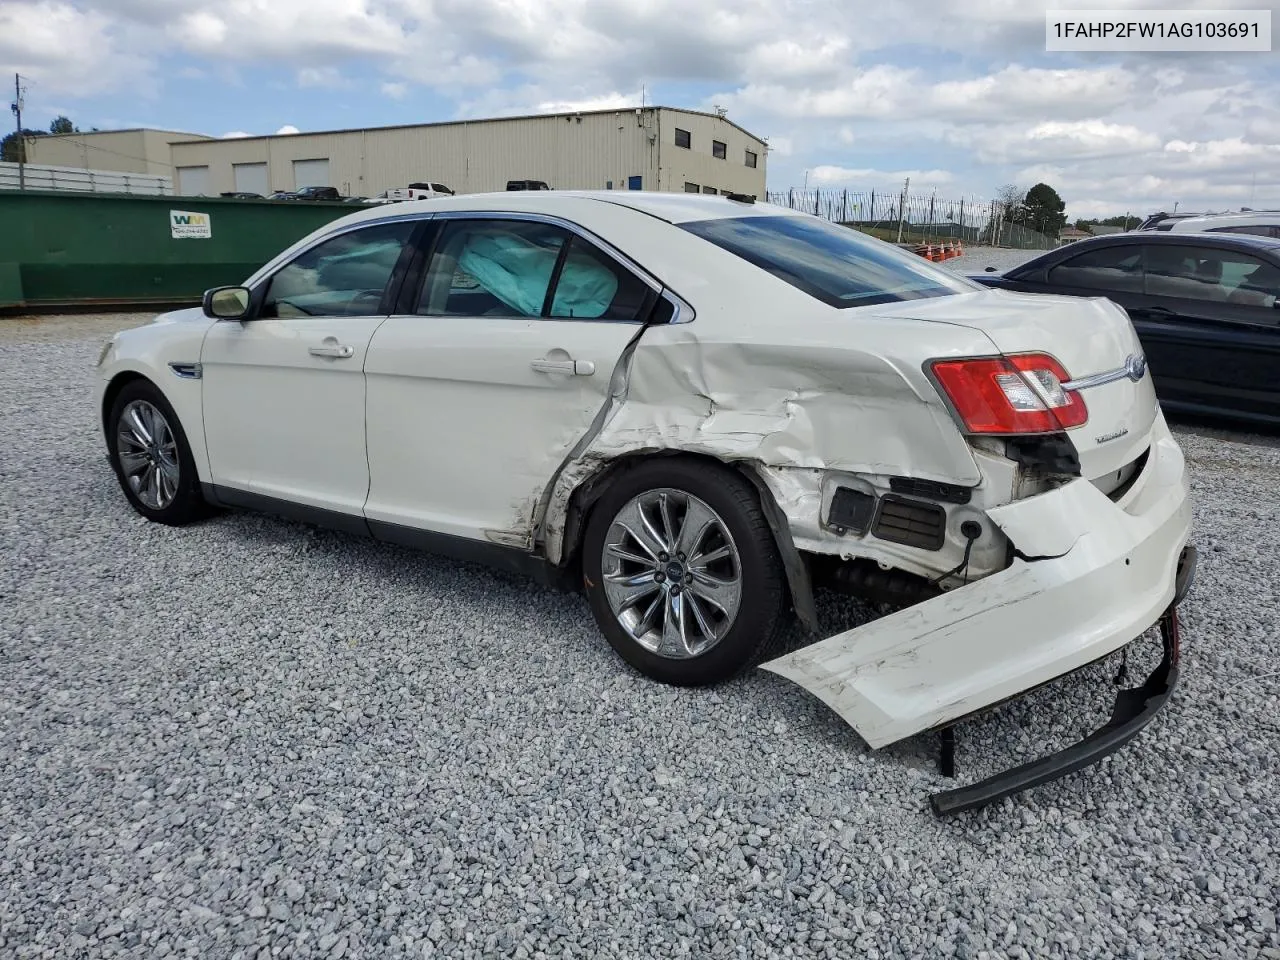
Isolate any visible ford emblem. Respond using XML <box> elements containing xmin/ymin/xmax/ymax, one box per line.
<box><xmin>1125</xmin><ymin>354</ymin><xmax>1147</xmax><ymax>382</ymax></box>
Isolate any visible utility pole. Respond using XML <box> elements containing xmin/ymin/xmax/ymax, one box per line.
<box><xmin>10</xmin><ymin>72</ymin><xmax>25</xmax><ymax>190</ymax></box>
<box><xmin>895</xmin><ymin>176</ymin><xmax>910</xmax><ymax>244</ymax></box>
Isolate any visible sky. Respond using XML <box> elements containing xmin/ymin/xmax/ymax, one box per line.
<box><xmin>1</xmin><ymin>0</ymin><xmax>1278</xmax><ymax>219</ymax></box>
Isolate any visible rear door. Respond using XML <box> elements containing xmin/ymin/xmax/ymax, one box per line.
<box><xmin>1136</xmin><ymin>243</ymin><xmax>1280</xmax><ymax>420</ymax></box>
<box><xmin>362</xmin><ymin>215</ymin><xmax>657</xmax><ymax>545</ymax></box>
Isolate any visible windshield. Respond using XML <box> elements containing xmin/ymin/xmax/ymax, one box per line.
<box><xmin>680</xmin><ymin>214</ymin><xmax>979</xmax><ymax>308</ymax></box>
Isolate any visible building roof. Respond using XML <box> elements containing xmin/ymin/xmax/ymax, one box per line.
<box><xmin>166</xmin><ymin>106</ymin><xmax>766</xmax><ymax>148</ymax></box>
<box><xmin>37</xmin><ymin>128</ymin><xmax>213</xmax><ymax>141</ymax></box>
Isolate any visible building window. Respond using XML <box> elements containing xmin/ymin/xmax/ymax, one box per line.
<box><xmin>606</xmin><ymin>181</ymin><xmax>613</xmax><ymax>190</ymax></box>
<box><xmin>745</xmin><ymin>150</ymin><xmax>758</xmax><ymax>169</ymax></box>
<box><xmin>712</xmin><ymin>140</ymin><xmax>727</xmax><ymax>160</ymax></box>
<box><xmin>628</xmin><ymin>175</ymin><xmax>642</xmax><ymax>190</ymax></box>
<box><xmin>675</xmin><ymin>128</ymin><xmax>691</xmax><ymax>149</ymax></box>
<box><xmin>702</xmin><ymin>186</ymin><xmax>718</xmax><ymax>195</ymax></box>
<box><xmin>684</xmin><ymin>182</ymin><xmax>700</xmax><ymax>193</ymax></box>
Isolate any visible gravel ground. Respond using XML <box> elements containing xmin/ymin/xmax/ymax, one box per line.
<box><xmin>2</xmin><ymin>313</ymin><xmax>1279</xmax><ymax>960</ymax></box>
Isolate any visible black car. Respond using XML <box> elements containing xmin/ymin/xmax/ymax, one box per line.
<box><xmin>294</xmin><ymin>186</ymin><xmax>343</xmax><ymax>201</ymax></box>
<box><xmin>971</xmin><ymin>232</ymin><xmax>1280</xmax><ymax>425</ymax></box>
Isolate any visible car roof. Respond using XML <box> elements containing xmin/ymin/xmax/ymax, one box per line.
<box><xmin>1048</xmin><ymin>230</ymin><xmax>1280</xmax><ymax>252</ymax></box>
<box><xmin>331</xmin><ymin>189</ymin><xmax>791</xmax><ymax>228</ymax></box>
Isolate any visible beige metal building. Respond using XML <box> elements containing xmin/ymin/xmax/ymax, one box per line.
<box><xmin>25</xmin><ymin>128</ymin><xmax>212</xmax><ymax>177</ymax></box>
<box><xmin>165</xmin><ymin>107</ymin><xmax>767</xmax><ymax>198</ymax></box>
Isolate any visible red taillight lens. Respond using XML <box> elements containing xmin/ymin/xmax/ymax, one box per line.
<box><xmin>930</xmin><ymin>353</ymin><xmax>1087</xmax><ymax>434</ymax></box>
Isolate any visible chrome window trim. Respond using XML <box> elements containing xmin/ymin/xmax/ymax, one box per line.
<box><xmin>244</xmin><ymin>207</ymin><xmax>695</xmax><ymax>326</ymax></box>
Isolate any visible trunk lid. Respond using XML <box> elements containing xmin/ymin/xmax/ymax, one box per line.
<box><xmin>881</xmin><ymin>288</ymin><xmax>1158</xmax><ymax>479</ymax></box>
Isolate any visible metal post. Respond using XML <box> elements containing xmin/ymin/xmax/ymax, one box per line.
<box><xmin>895</xmin><ymin>177</ymin><xmax>910</xmax><ymax>244</ymax></box>
<box><xmin>842</xmin><ymin>188</ymin><xmax>848</xmax><ymax>223</ymax></box>
<box><xmin>11</xmin><ymin>73</ymin><xmax>24</xmax><ymax>191</ymax></box>
<box><xmin>958</xmin><ymin>198</ymin><xmax>965</xmax><ymax>243</ymax></box>
<box><xmin>927</xmin><ymin>192</ymin><xmax>935</xmax><ymax>242</ymax></box>
<box><xmin>869</xmin><ymin>190</ymin><xmax>876</xmax><ymax>224</ymax></box>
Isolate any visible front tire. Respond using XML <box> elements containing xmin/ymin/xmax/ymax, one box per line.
<box><xmin>107</xmin><ymin>380</ymin><xmax>211</xmax><ymax>526</ymax></box>
<box><xmin>582</xmin><ymin>458</ymin><xmax>788</xmax><ymax>686</ymax></box>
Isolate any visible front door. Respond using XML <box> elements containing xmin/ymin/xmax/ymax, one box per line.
<box><xmin>362</xmin><ymin>216</ymin><xmax>657</xmax><ymax>545</ymax></box>
<box><xmin>200</xmin><ymin>219</ymin><xmax>417</xmax><ymax>520</ymax></box>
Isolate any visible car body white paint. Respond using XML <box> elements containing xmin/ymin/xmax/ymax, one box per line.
<box><xmin>1165</xmin><ymin>211</ymin><xmax>1280</xmax><ymax>236</ymax></box>
<box><xmin>95</xmin><ymin>191</ymin><xmax>1192</xmax><ymax>749</ymax></box>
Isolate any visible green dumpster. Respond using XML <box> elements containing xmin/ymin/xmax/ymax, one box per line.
<box><xmin>0</xmin><ymin>190</ymin><xmax>366</xmax><ymax>312</ymax></box>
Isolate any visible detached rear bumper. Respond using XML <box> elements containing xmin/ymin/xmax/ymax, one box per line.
<box><xmin>760</xmin><ymin>414</ymin><xmax>1193</xmax><ymax>805</ymax></box>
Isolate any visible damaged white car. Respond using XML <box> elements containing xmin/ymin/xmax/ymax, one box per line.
<box><xmin>96</xmin><ymin>192</ymin><xmax>1196</xmax><ymax>813</ymax></box>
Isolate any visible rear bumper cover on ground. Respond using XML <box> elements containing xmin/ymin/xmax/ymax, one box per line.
<box><xmin>760</xmin><ymin>414</ymin><xmax>1193</xmax><ymax>809</ymax></box>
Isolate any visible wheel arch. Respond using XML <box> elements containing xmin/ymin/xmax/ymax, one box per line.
<box><xmin>553</xmin><ymin>450</ymin><xmax>820</xmax><ymax>634</ymax></box>
<box><xmin>101</xmin><ymin>370</ymin><xmax>153</xmax><ymax>439</ymax></box>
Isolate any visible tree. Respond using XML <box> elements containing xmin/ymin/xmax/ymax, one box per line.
<box><xmin>1</xmin><ymin>129</ymin><xmax>44</xmax><ymax>163</ymax></box>
<box><xmin>995</xmin><ymin>183</ymin><xmax>1025</xmax><ymax>222</ymax></box>
<box><xmin>1023</xmin><ymin>182</ymin><xmax>1068</xmax><ymax>237</ymax></box>
<box><xmin>50</xmin><ymin>115</ymin><xmax>77</xmax><ymax>134</ymax></box>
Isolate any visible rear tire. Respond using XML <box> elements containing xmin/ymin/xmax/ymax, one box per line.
<box><xmin>582</xmin><ymin>458</ymin><xmax>788</xmax><ymax>686</ymax></box>
<box><xmin>107</xmin><ymin>379</ymin><xmax>212</xmax><ymax>526</ymax></box>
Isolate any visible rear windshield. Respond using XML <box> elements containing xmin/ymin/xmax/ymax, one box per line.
<box><xmin>680</xmin><ymin>214</ymin><xmax>978</xmax><ymax>308</ymax></box>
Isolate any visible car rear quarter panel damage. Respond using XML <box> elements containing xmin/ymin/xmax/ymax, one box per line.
<box><xmin>537</xmin><ymin>311</ymin><xmax>1013</xmax><ymax>588</ymax></box>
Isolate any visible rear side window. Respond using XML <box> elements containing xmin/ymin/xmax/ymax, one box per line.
<box><xmin>1207</xmin><ymin>224</ymin><xmax>1280</xmax><ymax>239</ymax></box>
<box><xmin>1145</xmin><ymin>244</ymin><xmax>1280</xmax><ymax>309</ymax></box>
<box><xmin>680</xmin><ymin>215</ymin><xmax>977</xmax><ymax>308</ymax></box>
<box><xmin>1047</xmin><ymin>245</ymin><xmax>1143</xmax><ymax>293</ymax></box>
<box><xmin>417</xmin><ymin>219</ymin><xmax>652</xmax><ymax>321</ymax></box>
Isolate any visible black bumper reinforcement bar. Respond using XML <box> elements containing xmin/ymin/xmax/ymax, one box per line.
<box><xmin>930</xmin><ymin>544</ymin><xmax>1197</xmax><ymax>816</ymax></box>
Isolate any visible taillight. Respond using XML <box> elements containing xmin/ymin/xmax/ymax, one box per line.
<box><xmin>930</xmin><ymin>353</ymin><xmax>1088</xmax><ymax>434</ymax></box>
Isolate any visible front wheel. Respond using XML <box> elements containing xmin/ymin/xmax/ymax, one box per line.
<box><xmin>582</xmin><ymin>458</ymin><xmax>788</xmax><ymax>686</ymax></box>
<box><xmin>107</xmin><ymin>380</ymin><xmax>212</xmax><ymax>526</ymax></box>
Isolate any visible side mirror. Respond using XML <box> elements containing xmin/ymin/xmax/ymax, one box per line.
<box><xmin>202</xmin><ymin>285</ymin><xmax>252</xmax><ymax>321</ymax></box>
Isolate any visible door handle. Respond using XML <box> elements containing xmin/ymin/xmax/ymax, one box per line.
<box><xmin>1134</xmin><ymin>305</ymin><xmax>1175</xmax><ymax>318</ymax></box>
<box><xmin>310</xmin><ymin>344</ymin><xmax>355</xmax><ymax>359</ymax></box>
<box><xmin>531</xmin><ymin>358</ymin><xmax>595</xmax><ymax>376</ymax></box>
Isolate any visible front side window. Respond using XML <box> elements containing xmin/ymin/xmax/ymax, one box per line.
<box><xmin>712</xmin><ymin>140</ymin><xmax>727</xmax><ymax>160</ymax></box>
<box><xmin>260</xmin><ymin>221</ymin><xmax>414</xmax><ymax>318</ymax></box>
<box><xmin>1145</xmin><ymin>244</ymin><xmax>1280</xmax><ymax>309</ymax></box>
<box><xmin>681</xmin><ymin>214</ymin><xmax>977</xmax><ymax>308</ymax></box>
<box><xmin>1047</xmin><ymin>245</ymin><xmax>1143</xmax><ymax>294</ymax></box>
<box><xmin>417</xmin><ymin>219</ymin><xmax>653</xmax><ymax>321</ymax></box>
<box><xmin>675</xmin><ymin>128</ymin><xmax>691</xmax><ymax>149</ymax></box>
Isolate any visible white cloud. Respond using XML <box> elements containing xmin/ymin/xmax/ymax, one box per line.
<box><xmin>275</xmin><ymin>124</ymin><xmax>300</xmax><ymax>135</ymax></box>
<box><xmin>220</xmin><ymin>130</ymin><xmax>252</xmax><ymax>138</ymax></box>
<box><xmin>297</xmin><ymin>66</ymin><xmax>346</xmax><ymax>88</ymax></box>
<box><xmin>2</xmin><ymin>0</ymin><xmax>1278</xmax><ymax>216</ymax></box>
<box><xmin>810</xmin><ymin>165</ymin><xmax>954</xmax><ymax>187</ymax></box>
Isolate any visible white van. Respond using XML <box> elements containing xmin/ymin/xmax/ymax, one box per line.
<box><xmin>1165</xmin><ymin>211</ymin><xmax>1280</xmax><ymax>238</ymax></box>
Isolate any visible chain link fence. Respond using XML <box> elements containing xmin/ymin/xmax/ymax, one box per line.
<box><xmin>764</xmin><ymin>188</ymin><xmax>1058</xmax><ymax>249</ymax></box>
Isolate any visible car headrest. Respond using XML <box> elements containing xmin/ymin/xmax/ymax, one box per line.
<box><xmin>1193</xmin><ymin>259</ymin><xmax>1222</xmax><ymax>284</ymax></box>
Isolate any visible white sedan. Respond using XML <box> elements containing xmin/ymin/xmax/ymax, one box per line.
<box><xmin>96</xmin><ymin>191</ymin><xmax>1196</xmax><ymax>812</ymax></box>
